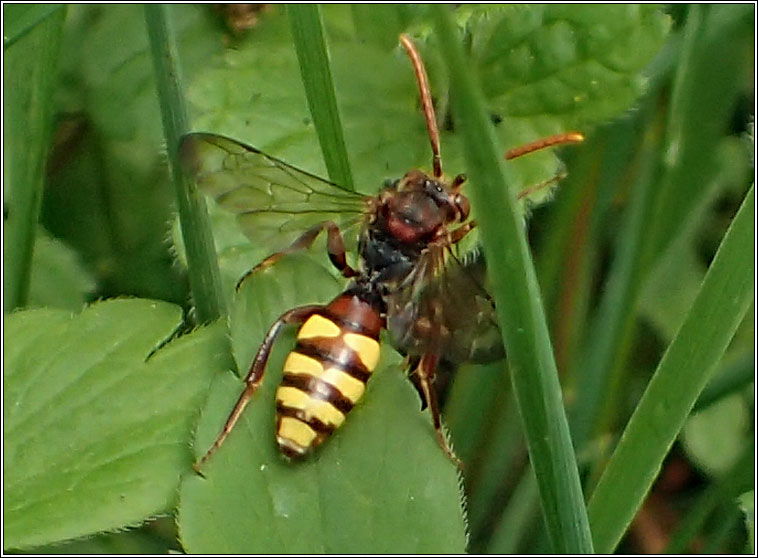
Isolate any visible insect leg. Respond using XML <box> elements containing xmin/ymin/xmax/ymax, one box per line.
<box><xmin>415</xmin><ymin>351</ymin><xmax>463</xmax><ymax>469</ymax></box>
<box><xmin>236</xmin><ymin>220</ymin><xmax>357</xmax><ymax>290</ymax></box>
<box><xmin>194</xmin><ymin>304</ymin><xmax>322</xmax><ymax>472</ymax></box>
<box><xmin>448</xmin><ymin>220</ymin><xmax>477</xmax><ymax>244</ymax></box>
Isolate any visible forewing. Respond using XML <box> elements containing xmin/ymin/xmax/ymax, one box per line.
<box><xmin>179</xmin><ymin>132</ymin><xmax>370</xmax><ymax>253</ymax></box>
<box><xmin>386</xmin><ymin>245</ymin><xmax>504</xmax><ymax>366</ymax></box>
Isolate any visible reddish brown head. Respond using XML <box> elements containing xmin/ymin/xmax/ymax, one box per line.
<box><xmin>378</xmin><ymin>169</ymin><xmax>469</xmax><ymax>244</ymax></box>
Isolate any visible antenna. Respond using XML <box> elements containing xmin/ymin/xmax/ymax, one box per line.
<box><xmin>400</xmin><ymin>34</ymin><xmax>443</xmax><ymax>179</ymax></box>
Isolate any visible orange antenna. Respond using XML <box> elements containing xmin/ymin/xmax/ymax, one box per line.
<box><xmin>505</xmin><ymin>132</ymin><xmax>585</xmax><ymax>160</ymax></box>
<box><xmin>400</xmin><ymin>34</ymin><xmax>443</xmax><ymax>179</ymax></box>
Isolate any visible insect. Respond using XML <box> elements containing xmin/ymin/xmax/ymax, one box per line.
<box><xmin>182</xmin><ymin>34</ymin><xmax>583</xmax><ymax>469</ymax></box>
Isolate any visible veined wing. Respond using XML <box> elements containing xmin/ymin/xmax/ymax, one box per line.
<box><xmin>179</xmin><ymin>132</ymin><xmax>370</xmax><ymax>253</ymax></box>
<box><xmin>386</xmin><ymin>244</ymin><xmax>504</xmax><ymax>366</ymax></box>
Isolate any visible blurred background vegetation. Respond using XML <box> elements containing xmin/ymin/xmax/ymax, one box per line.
<box><xmin>3</xmin><ymin>4</ymin><xmax>754</xmax><ymax>554</ymax></box>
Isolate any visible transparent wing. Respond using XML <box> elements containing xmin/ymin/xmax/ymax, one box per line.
<box><xmin>386</xmin><ymin>244</ymin><xmax>504</xmax><ymax>366</ymax></box>
<box><xmin>179</xmin><ymin>132</ymin><xmax>370</xmax><ymax>253</ymax></box>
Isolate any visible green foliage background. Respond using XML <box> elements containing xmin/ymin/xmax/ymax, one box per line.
<box><xmin>3</xmin><ymin>4</ymin><xmax>754</xmax><ymax>554</ymax></box>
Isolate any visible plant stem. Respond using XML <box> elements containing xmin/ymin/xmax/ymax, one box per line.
<box><xmin>144</xmin><ymin>4</ymin><xmax>227</xmax><ymax>324</ymax></box>
<box><xmin>287</xmin><ymin>4</ymin><xmax>354</xmax><ymax>191</ymax></box>
<box><xmin>431</xmin><ymin>7</ymin><xmax>593</xmax><ymax>554</ymax></box>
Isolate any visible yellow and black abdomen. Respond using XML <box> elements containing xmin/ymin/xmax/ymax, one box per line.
<box><xmin>275</xmin><ymin>293</ymin><xmax>384</xmax><ymax>458</ymax></box>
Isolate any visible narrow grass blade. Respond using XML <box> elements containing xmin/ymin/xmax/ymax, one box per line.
<box><xmin>568</xmin><ymin>96</ymin><xmax>662</xmax><ymax>450</ymax></box>
<box><xmin>588</xmin><ymin>185</ymin><xmax>755</xmax><ymax>553</ymax></box>
<box><xmin>144</xmin><ymin>4</ymin><xmax>227</xmax><ymax>323</ymax></box>
<box><xmin>431</xmin><ymin>7</ymin><xmax>593</xmax><ymax>554</ymax></box>
<box><xmin>487</xmin><ymin>466</ymin><xmax>540</xmax><ymax>554</ymax></box>
<box><xmin>287</xmin><ymin>4</ymin><xmax>354</xmax><ymax>191</ymax></box>
<box><xmin>3</xmin><ymin>8</ymin><xmax>65</xmax><ymax>312</ymax></box>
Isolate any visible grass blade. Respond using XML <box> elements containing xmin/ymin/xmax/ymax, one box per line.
<box><xmin>144</xmin><ymin>4</ymin><xmax>227</xmax><ymax>323</ymax></box>
<box><xmin>588</xmin><ymin>184</ymin><xmax>755</xmax><ymax>553</ymax></box>
<box><xmin>568</xmin><ymin>96</ymin><xmax>661</xmax><ymax>450</ymax></box>
<box><xmin>3</xmin><ymin>7</ymin><xmax>65</xmax><ymax>312</ymax></box>
<box><xmin>287</xmin><ymin>4</ymin><xmax>354</xmax><ymax>191</ymax></box>
<box><xmin>431</xmin><ymin>7</ymin><xmax>593</xmax><ymax>553</ymax></box>
<box><xmin>487</xmin><ymin>465</ymin><xmax>540</xmax><ymax>554</ymax></box>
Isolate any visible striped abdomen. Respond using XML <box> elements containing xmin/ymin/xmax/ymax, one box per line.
<box><xmin>275</xmin><ymin>293</ymin><xmax>384</xmax><ymax>458</ymax></box>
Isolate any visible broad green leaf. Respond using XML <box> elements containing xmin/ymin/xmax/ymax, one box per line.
<box><xmin>460</xmin><ymin>4</ymin><xmax>670</xmax><ymax>205</ymax></box>
<box><xmin>21</xmin><ymin>525</ymin><xmax>176</xmax><ymax>555</ymax></box>
<box><xmin>28</xmin><ymin>228</ymin><xmax>96</xmax><ymax>311</ymax></box>
<box><xmin>476</xmin><ymin>5</ymin><xmax>670</xmax><ymax>126</ymax></box>
<box><xmin>178</xmin><ymin>255</ymin><xmax>467</xmax><ymax>553</ymax></box>
<box><xmin>3</xmin><ymin>299</ymin><xmax>229</xmax><ymax>550</ymax></box>
<box><xmin>185</xmin><ymin>29</ymin><xmax>427</xmax><ymax>196</ymax></box>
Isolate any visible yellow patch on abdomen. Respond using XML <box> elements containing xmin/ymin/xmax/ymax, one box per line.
<box><xmin>343</xmin><ymin>332</ymin><xmax>381</xmax><ymax>370</ymax></box>
<box><xmin>282</xmin><ymin>351</ymin><xmax>324</xmax><ymax>376</ymax></box>
<box><xmin>277</xmin><ymin>416</ymin><xmax>316</xmax><ymax>450</ymax></box>
<box><xmin>282</xmin><ymin>353</ymin><xmax>365</xmax><ymax>403</ymax></box>
<box><xmin>297</xmin><ymin>314</ymin><xmax>342</xmax><ymax>339</ymax></box>
<box><xmin>276</xmin><ymin>386</ymin><xmax>346</xmax><ymax>427</ymax></box>
<box><xmin>320</xmin><ymin>366</ymin><xmax>366</xmax><ymax>403</ymax></box>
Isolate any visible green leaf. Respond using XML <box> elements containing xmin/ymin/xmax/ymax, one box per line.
<box><xmin>587</xmin><ymin>185</ymin><xmax>755</xmax><ymax>553</ymax></box>
<box><xmin>178</xmin><ymin>255</ymin><xmax>467</xmax><ymax>553</ymax></box>
<box><xmin>460</xmin><ymin>5</ymin><xmax>670</xmax><ymax>206</ymax></box>
<box><xmin>28</xmin><ymin>228</ymin><xmax>96</xmax><ymax>311</ymax></box>
<box><xmin>682</xmin><ymin>393</ymin><xmax>751</xmax><ymax>477</ymax></box>
<box><xmin>21</xmin><ymin>525</ymin><xmax>176</xmax><ymax>555</ymax></box>
<box><xmin>185</xmin><ymin>23</ymin><xmax>428</xmax><ymax>196</ymax></box>
<box><xmin>477</xmin><ymin>5</ymin><xmax>670</xmax><ymax>126</ymax></box>
<box><xmin>3</xmin><ymin>299</ymin><xmax>229</xmax><ymax>550</ymax></box>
